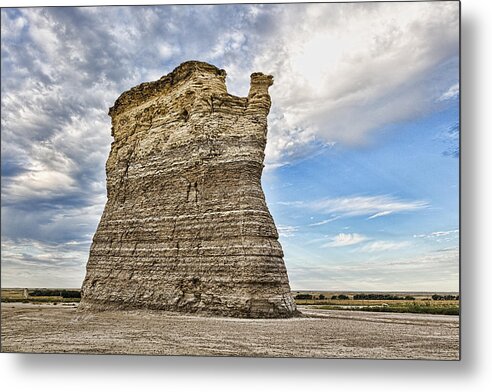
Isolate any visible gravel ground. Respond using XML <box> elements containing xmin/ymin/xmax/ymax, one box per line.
<box><xmin>1</xmin><ymin>303</ymin><xmax>459</xmax><ymax>360</ymax></box>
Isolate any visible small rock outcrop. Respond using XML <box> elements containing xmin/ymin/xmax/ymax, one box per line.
<box><xmin>80</xmin><ymin>61</ymin><xmax>298</xmax><ymax>318</ymax></box>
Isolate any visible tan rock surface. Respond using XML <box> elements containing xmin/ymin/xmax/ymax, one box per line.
<box><xmin>80</xmin><ymin>61</ymin><xmax>298</xmax><ymax>318</ymax></box>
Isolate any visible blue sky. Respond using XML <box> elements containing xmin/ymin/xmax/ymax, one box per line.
<box><xmin>1</xmin><ymin>2</ymin><xmax>459</xmax><ymax>290</ymax></box>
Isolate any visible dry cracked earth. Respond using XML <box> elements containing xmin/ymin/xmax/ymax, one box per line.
<box><xmin>1</xmin><ymin>303</ymin><xmax>459</xmax><ymax>360</ymax></box>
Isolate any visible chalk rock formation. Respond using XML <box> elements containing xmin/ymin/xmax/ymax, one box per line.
<box><xmin>80</xmin><ymin>61</ymin><xmax>298</xmax><ymax>318</ymax></box>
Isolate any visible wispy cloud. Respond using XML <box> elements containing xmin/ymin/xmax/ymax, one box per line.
<box><xmin>438</xmin><ymin>83</ymin><xmax>459</xmax><ymax>101</ymax></box>
<box><xmin>308</xmin><ymin>216</ymin><xmax>340</xmax><ymax>226</ymax></box>
<box><xmin>414</xmin><ymin>229</ymin><xmax>459</xmax><ymax>238</ymax></box>
<box><xmin>439</xmin><ymin>122</ymin><xmax>459</xmax><ymax>158</ymax></box>
<box><xmin>277</xmin><ymin>225</ymin><xmax>298</xmax><ymax>238</ymax></box>
<box><xmin>366</xmin><ymin>211</ymin><xmax>393</xmax><ymax>220</ymax></box>
<box><xmin>321</xmin><ymin>235</ymin><xmax>410</xmax><ymax>253</ymax></box>
<box><xmin>359</xmin><ymin>240</ymin><xmax>410</xmax><ymax>253</ymax></box>
<box><xmin>414</xmin><ymin>229</ymin><xmax>459</xmax><ymax>243</ymax></box>
<box><xmin>276</xmin><ymin>201</ymin><xmax>304</xmax><ymax>207</ymax></box>
<box><xmin>311</xmin><ymin>195</ymin><xmax>429</xmax><ymax>219</ymax></box>
<box><xmin>322</xmin><ymin>233</ymin><xmax>368</xmax><ymax>248</ymax></box>
<box><xmin>289</xmin><ymin>247</ymin><xmax>459</xmax><ymax>291</ymax></box>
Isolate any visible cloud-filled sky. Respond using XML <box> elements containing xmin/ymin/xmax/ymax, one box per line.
<box><xmin>1</xmin><ymin>2</ymin><xmax>459</xmax><ymax>290</ymax></box>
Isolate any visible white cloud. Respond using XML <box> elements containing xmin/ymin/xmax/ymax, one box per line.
<box><xmin>1</xmin><ymin>238</ymin><xmax>89</xmax><ymax>288</ymax></box>
<box><xmin>308</xmin><ymin>216</ymin><xmax>340</xmax><ymax>226</ymax></box>
<box><xmin>414</xmin><ymin>229</ymin><xmax>459</xmax><ymax>243</ymax></box>
<box><xmin>0</xmin><ymin>4</ymin><xmax>458</xmax><ymax>288</ymax></box>
<box><xmin>415</xmin><ymin>229</ymin><xmax>459</xmax><ymax>238</ymax></box>
<box><xmin>0</xmin><ymin>12</ymin><xmax>26</xmax><ymax>38</ymax></box>
<box><xmin>367</xmin><ymin>211</ymin><xmax>393</xmax><ymax>220</ymax></box>
<box><xmin>438</xmin><ymin>83</ymin><xmax>460</xmax><ymax>101</ymax></box>
<box><xmin>5</xmin><ymin>169</ymin><xmax>76</xmax><ymax>200</ymax></box>
<box><xmin>208</xmin><ymin>31</ymin><xmax>247</xmax><ymax>59</ymax></box>
<box><xmin>157</xmin><ymin>42</ymin><xmax>179</xmax><ymax>60</ymax></box>
<box><xmin>288</xmin><ymin>247</ymin><xmax>459</xmax><ymax>291</ymax></box>
<box><xmin>277</xmin><ymin>225</ymin><xmax>298</xmax><ymax>238</ymax></box>
<box><xmin>254</xmin><ymin>2</ymin><xmax>459</xmax><ymax>165</ymax></box>
<box><xmin>311</xmin><ymin>195</ymin><xmax>429</xmax><ymax>218</ymax></box>
<box><xmin>359</xmin><ymin>240</ymin><xmax>410</xmax><ymax>253</ymax></box>
<box><xmin>430</xmin><ymin>230</ymin><xmax>459</xmax><ymax>237</ymax></box>
<box><xmin>276</xmin><ymin>201</ymin><xmax>304</xmax><ymax>207</ymax></box>
<box><xmin>322</xmin><ymin>233</ymin><xmax>368</xmax><ymax>248</ymax></box>
<box><xmin>27</xmin><ymin>12</ymin><xmax>60</xmax><ymax>60</ymax></box>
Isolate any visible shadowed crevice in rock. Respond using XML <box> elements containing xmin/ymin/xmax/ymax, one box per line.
<box><xmin>80</xmin><ymin>61</ymin><xmax>299</xmax><ymax>318</ymax></box>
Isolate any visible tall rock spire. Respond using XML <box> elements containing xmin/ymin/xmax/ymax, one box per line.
<box><xmin>80</xmin><ymin>61</ymin><xmax>298</xmax><ymax>318</ymax></box>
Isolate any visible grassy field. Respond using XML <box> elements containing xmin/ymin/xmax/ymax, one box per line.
<box><xmin>293</xmin><ymin>291</ymin><xmax>459</xmax><ymax>315</ymax></box>
<box><xmin>1</xmin><ymin>288</ymin><xmax>459</xmax><ymax>315</ymax></box>
<box><xmin>312</xmin><ymin>302</ymin><xmax>459</xmax><ymax>315</ymax></box>
<box><xmin>1</xmin><ymin>288</ymin><xmax>81</xmax><ymax>303</ymax></box>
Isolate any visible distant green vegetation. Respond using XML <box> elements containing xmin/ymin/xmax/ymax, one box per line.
<box><xmin>353</xmin><ymin>293</ymin><xmax>415</xmax><ymax>301</ymax></box>
<box><xmin>0</xmin><ymin>297</ymin><xmax>80</xmax><ymax>303</ymax></box>
<box><xmin>292</xmin><ymin>291</ymin><xmax>459</xmax><ymax>315</ymax></box>
<box><xmin>331</xmin><ymin>294</ymin><xmax>349</xmax><ymax>300</ymax></box>
<box><xmin>432</xmin><ymin>294</ymin><xmax>459</xmax><ymax>301</ymax></box>
<box><xmin>30</xmin><ymin>289</ymin><xmax>81</xmax><ymax>298</ymax></box>
<box><xmin>315</xmin><ymin>302</ymin><xmax>459</xmax><ymax>315</ymax></box>
<box><xmin>1</xmin><ymin>288</ymin><xmax>81</xmax><ymax>303</ymax></box>
<box><xmin>2</xmin><ymin>288</ymin><xmax>459</xmax><ymax>315</ymax></box>
<box><xmin>294</xmin><ymin>294</ymin><xmax>314</xmax><ymax>300</ymax></box>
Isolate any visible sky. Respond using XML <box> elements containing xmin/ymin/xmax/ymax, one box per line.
<box><xmin>1</xmin><ymin>2</ymin><xmax>459</xmax><ymax>291</ymax></box>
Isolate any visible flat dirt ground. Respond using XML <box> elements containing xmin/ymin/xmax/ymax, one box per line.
<box><xmin>1</xmin><ymin>303</ymin><xmax>459</xmax><ymax>359</ymax></box>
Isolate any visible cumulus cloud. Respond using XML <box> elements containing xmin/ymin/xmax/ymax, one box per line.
<box><xmin>254</xmin><ymin>2</ymin><xmax>459</xmax><ymax>165</ymax></box>
<box><xmin>0</xmin><ymin>3</ymin><xmax>458</xmax><ymax>287</ymax></box>
<box><xmin>1</xmin><ymin>5</ymin><xmax>273</xmax><ymax>286</ymax></box>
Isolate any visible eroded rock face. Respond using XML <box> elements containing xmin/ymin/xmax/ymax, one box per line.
<box><xmin>80</xmin><ymin>61</ymin><xmax>298</xmax><ymax>318</ymax></box>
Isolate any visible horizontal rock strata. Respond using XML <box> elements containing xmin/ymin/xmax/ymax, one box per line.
<box><xmin>80</xmin><ymin>61</ymin><xmax>298</xmax><ymax>318</ymax></box>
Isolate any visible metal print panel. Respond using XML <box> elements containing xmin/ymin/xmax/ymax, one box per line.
<box><xmin>1</xmin><ymin>1</ymin><xmax>460</xmax><ymax>359</ymax></box>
